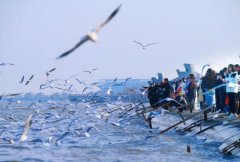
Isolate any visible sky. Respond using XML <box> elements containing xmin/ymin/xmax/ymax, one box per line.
<box><xmin>0</xmin><ymin>0</ymin><xmax>240</xmax><ymax>94</ymax></box>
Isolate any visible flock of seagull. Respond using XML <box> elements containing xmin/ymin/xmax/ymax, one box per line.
<box><xmin>0</xmin><ymin>81</ymin><xmax>148</xmax><ymax>146</ymax></box>
<box><xmin>0</xmin><ymin>53</ymin><xmax>147</xmax><ymax>146</ymax></box>
<box><xmin>2</xmin><ymin>4</ymin><xmax>240</xmax><ymax>158</ymax></box>
<box><xmin>0</xmin><ymin>23</ymin><xmax>228</xmax><ymax>151</ymax></box>
<box><xmin>0</xmin><ymin>3</ymin><xmax>158</xmax><ymax>100</ymax></box>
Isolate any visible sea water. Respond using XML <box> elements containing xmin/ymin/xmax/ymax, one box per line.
<box><xmin>0</xmin><ymin>100</ymin><xmax>239</xmax><ymax>162</ymax></box>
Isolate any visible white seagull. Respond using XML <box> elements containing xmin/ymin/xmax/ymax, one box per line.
<box><xmin>19</xmin><ymin>114</ymin><xmax>32</xmax><ymax>143</ymax></box>
<box><xmin>56</xmin><ymin>4</ymin><xmax>122</xmax><ymax>59</ymax></box>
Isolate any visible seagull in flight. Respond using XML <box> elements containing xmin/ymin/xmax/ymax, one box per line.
<box><xmin>82</xmin><ymin>68</ymin><xmax>99</xmax><ymax>74</ymax></box>
<box><xmin>46</xmin><ymin>68</ymin><xmax>56</xmax><ymax>77</ymax></box>
<box><xmin>113</xmin><ymin>77</ymin><xmax>118</xmax><ymax>83</ymax></box>
<box><xmin>115</xmin><ymin>77</ymin><xmax>132</xmax><ymax>86</ymax></box>
<box><xmin>124</xmin><ymin>77</ymin><xmax>132</xmax><ymax>83</ymax></box>
<box><xmin>56</xmin><ymin>4</ymin><xmax>122</xmax><ymax>59</ymax></box>
<box><xmin>82</xmin><ymin>70</ymin><xmax>92</xmax><ymax>74</ymax></box>
<box><xmin>19</xmin><ymin>114</ymin><xmax>32</xmax><ymax>143</ymax></box>
<box><xmin>82</xmin><ymin>86</ymin><xmax>91</xmax><ymax>94</ymax></box>
<box><xmin>92</xmin><ymin>68</ymin><xmax>98</xmax><ymax>71</ymax></box>
<box><xmin>133</xmin><ymin>41</ymin><xmax>158</xmax><ymax>50</ymax></box>
<box><xmin>0</xmin><ymin>62</ymin><xmax>15</xmax><ymax>67</ymax></box>
<box><xmin>0</xmin><ymin>93</ymin><xmax>22</xmax><ymax>101</ymax></box>
<box><xmin>19</xmin><ymin>76</ymin><xmax>24</xmax><ymax>84</ymax></box>
<box><xmin>25</xmin><ymin>74</ymin><xmax>34</xmax><ymax>85</ymax></box>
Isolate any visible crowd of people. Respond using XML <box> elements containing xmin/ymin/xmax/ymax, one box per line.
<box><xmin>146</xmin><ymin>64</ymin><xmax>240</xmax><ymax>119</ymax></box>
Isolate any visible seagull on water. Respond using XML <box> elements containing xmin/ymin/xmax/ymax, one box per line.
<box><xmin>5</xmin><ymin>100</ymin><xmax>21</xmax><ymax>108</ymax></box>
<box><xmin>56</xmin><ymin>4</ymin><xmax>122</xmax><ymax>59</ymax></box>
<box><xmin>106</xmin><ymin>86</ymin><xmax>112</xmax><ymax>96</ymax></box>
<box><xmin>133</xmin><ymin>40</ymin><xmax>158</xmax><ymax>50</ymax></box>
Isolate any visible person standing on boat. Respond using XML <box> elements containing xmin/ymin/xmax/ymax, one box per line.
<box><xmin>160</xmin><ymin>78</ymin><xmax>172</xmax><ymax>99</ymax></box>
<box><xmin>215</xmin><ymin>69</ymin><xmax>227</xmax><ymax>113</ymax></box>
<box><xmin>185</xmin><ymin>74</ymin><xmax>197</xmax><ymax>113</ymax></box>
<box><xmin>234</xmin><ymin>64</ymin><xmax>240</xmax><ymax>114</ymax></box>
<box><xmin>225</xmin><ymin>64</ymin><xmax>239</xmax><ymax>119</ymax></box>
<box><xmin>175</xmin><ymin>80</ymin><xmax>180</xmax><ymax>92</ymax></box>
<box><xmin>147</xmin><ymin>83</ymin><xmax>160</xmax><ymax>108</ymax></box>
<box><xmin>173</xmin><ymin>92</ymin><xmax>188</xmax><ymax>112</ymax></box>
<box><xmin>176</xmin><ymin>79</ymin><xmax>185</xmax><ymax>96</ymax></box>
<box><xmin>201</xmin><ymin>68</ymin><xmax>217</xmax><ymax>111</ymax></box>
<box><xmin>197</xmin><ymin>77</ymin><xmax>204</xmax><ymax>110</ymax></box>
<box><xmin>149</xmin><ymin>78</ymin><xmax>173</xmax><ymax>109</ymax></box>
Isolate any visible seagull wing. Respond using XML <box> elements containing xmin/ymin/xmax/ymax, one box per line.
<box><xmin>48</xmin><ymin>68</ymin><xmax>56</xmax><ymax>73</ymax></box>
<box><xmin>67</xmin><ymin>73</ymin><xmax>81</xmax><ymax>80</ymax></box>
<box><xmin>20</xmin><ymin>76</ymin><xmax>24</xmax><ymax>84</ymax></box>
<box><xmin>29</xmin><ymin>74</ymin><xmax>34</xmax><ymax>81</ymax></box>
<box><xmin>0</xmin><ymin>63</ymin><xmax>14</xmax><ymax>66</ymax></box>
<box><xmin>76</xmin><ymin>79</ymin><xmax>87</xmax><ymax>86</ymax></box>
<box><xmin>124</xmin><ymin>77</ymin><xmax>132</xmax><ymax>82</ymax></box>
<box><xmin>56</xmin><ymin>35</ymin><xmax>89</xmax><ymax>59</ymax></box>
<box><xmin>19</xmin><ymin>114</ymin><xmax>32</xmax><ymax>143</ymax></box>
<box><xmin>83</xmin><ymin>70</ymin><xmax>91</xmax><ymax>74</ymax></box>
<box><xmin>133</xmin><ymin>40</ymin><xmax>144</xmax><ymax>47</ymax></box>
<box><xmin>113</xmin><ymin>77</ymin><xmax>118</xmax><ymax>83</ymax></box>
<box><xmin>25</xmin><ymin>74</ymin><xmax>34</xmax><ymax>85</ymax></box>
<box><xmin>76</xmin><ymin>78</ymin><xmax>83</xmax><ymax>84</ymax></box>
<box><xmin>7</xmin><ymin>93</ymin><xmax>22</xmax><ymax>97</ymax></box>
<box><xmin>46</xmin><ymin>68</ymin><xmax>55</xmax><ymax>77</ymax></box>
<box><xmin>82</xmin><ymin>87</ymin><xmax>88</xmax><ymax>94</ymax></box>
<box><xmin>95</xmin><ymin>4</ymin><xmax>122</xmax><ymax>33</ymax></box>
<box><xmin>25</xmin><ymin>81</ymin><xmax>30</xmax><ymax>85</ymax></box>
<box><xmin>145</xmin><ymin>42</ymin><xmax>158</xmax><ymax>47</ymax></box>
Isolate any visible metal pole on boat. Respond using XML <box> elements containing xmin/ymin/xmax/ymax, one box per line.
<box><xmin>204</xmin><ymin>110</ymin><xmax>208</xmax><ymax>121</ymax></box>
<box><xmin>148</xmin><ymin>117</ymin><xmax>152</xmax><ymax>129</ymax></box>
<box><xmin>159</xmin><ymin>106</ymin><xmax>213</xmax><ymax>134</ymax></box>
